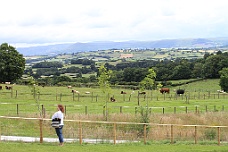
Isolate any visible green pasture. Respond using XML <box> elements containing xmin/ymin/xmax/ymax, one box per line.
<box><xmin>0</xmin><ymin>79</ymin><xmax>227</xmax><ymax>148</ymax></box>
<box><xmin>0</xmin><ymin>79</ymin><xmax>227</xmax><ymax>116</ymax></box>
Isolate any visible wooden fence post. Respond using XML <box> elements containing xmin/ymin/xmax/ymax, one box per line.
<box><xmin>85</xmin><ymin>106</ymin><xmax>88</xmax><ymax>115</ymax></box>
<box><xmin>60</xmin><ymin>93</ymin><xmax>62</xmax><ymax>101</ymax></box>
<box><xmin>16</xmin><ymin>90</ymin><xmax>18</xmax><ymax>98</ymax></box>
<box><xmin>103</xmin><ymin>106</ymin><xmax>106</xmax><ymax>117</ymax></box>
<box><xmin>194</xmin><ymin>126</ymin><xmax>197</xmax><ymax>144</ymax></box>
<box><xmin>218</xmin><ymin>127</ymin><xmax>220</xmax><ymax>146</ymax></box>
<box><xmin>11</xmin><ymin>89</ymin><xmax>13</xmax><ymax>98</ymax></box>
<box><xmin>170</xmin><ymin>125</ymin><xmax>174</xmax><ymax>144</ymax></box>
<box><xmin>195</xmin><ymin>106</ymin><xmax>198</xmax><ymax>114</ymax></box>
<box><xmin>91</xmin><ymin>92</ymin><xmax>93</xmax><ymax>102</ymax></box>
<box><xmin>144</xmin><ymin>124</ymin><xmax>147</xmax><ymax>144</ymax></box>
<box><xmin>113</xmin><ymin>123</ymin><xmax>117</xmax><ymax>145</ymax></box>
<box><xmin>17</xmin><ymin>104</ymin><xmax>19</xmax><ymax>116</ymax></box>
<box><xmin>72</xmin><ymin>92</ymin><xmax>74</xmax><ymax>101</ymax></box>
<box><xmin>79</xmin><ymin>121</ymin><xmax>82</xmax><ymax>145</ymax></box>
<box><xmin>39</xmin><ymin>119</ymin><xmax>43</xmax><ymax>143</ymax></box>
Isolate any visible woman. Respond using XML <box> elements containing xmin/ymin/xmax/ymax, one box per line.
<box><xmin>52</xmin><ymin>104</ymin><xmax>64</xmax><ymax>146</ymax></box>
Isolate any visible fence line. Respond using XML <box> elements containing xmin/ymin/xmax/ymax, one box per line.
<box><xmin>0</xmin><ymin>103</ymin><xmax>226</xmax><ymax>116</ymax></box>
<box><xmin>0</xmin><ymin>90</ymin><xmax>227</xmax><ymax>103</ymax></box>
<box><xmin>0</xmin><ymin>116</ymin><xmax>227</xmax><ymax>145</ymax></box>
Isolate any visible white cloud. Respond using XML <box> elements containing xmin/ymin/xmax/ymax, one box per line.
<box><xmin>1</xmin><ymin>0</ymin><xmax>228</xmax><ymax>46</ymax></box>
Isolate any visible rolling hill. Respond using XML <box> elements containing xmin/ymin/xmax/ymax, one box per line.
<box><xmin>16</xmin><ymin>37</ymin><xmax>228</xmax><ymax>56</ymax></box>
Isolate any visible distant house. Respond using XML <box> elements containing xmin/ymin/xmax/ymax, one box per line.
<box><xmin>120</xmin><ymin>54</ymin><xmax>133</xmax><ymax>59</ymax></box>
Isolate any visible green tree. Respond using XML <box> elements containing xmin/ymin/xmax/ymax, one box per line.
<box><xmin>219</xmin><ymin>68</ymin><xmax>228</xmax><ymax>92</ymax></box>
<box><xmin>202</xmin><ymin>55</ymin><xmax>225</xmax><ymax>78</ymax></box>
<box><xmin>139</xmin><ymin>68</ymin><xmax>156</xmax><ymax>91</ymax></box>
<box><xmin>0</xmin><ymin>43</ymin><xmax>25</xmax><ymax>82</ymax></box>
<box><xmin>98</xmin><ymin>64</ymin><xmax>112</xmax><ymax>120</ymax></box>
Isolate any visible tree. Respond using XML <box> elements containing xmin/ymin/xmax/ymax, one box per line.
<box><xmin>219</xmin><ymin>68</ymin><xmax>228</xmax><ymax>92</ymax></box>
<box><xmin>0</xmin><ymin>43</ymin><xmax>25</xmax><ymax>82</ymax></box>
<box><xmin>139</xmin><ymin>68</ymin><xmax>156</xmax><ymax>91</ymax></box>
<box><xmin>98</xmin><ymin>64</ymin><xmax>112</xmax><ymax>94</ymax></box>
<box><xmin>202</xmin><ymin>55</ymin><xmax>225</xmax><ymax>78</ymax></box>
<box><xmin>98</xmin><ymin>64</ymin><xmax>112</xmax><ymax>121</ymax></box>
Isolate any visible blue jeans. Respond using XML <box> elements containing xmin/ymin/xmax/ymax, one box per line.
<box><xmin>55</xmin><ymin>125</ymin><xmax>64</xmax><ymax>143</ymax></box>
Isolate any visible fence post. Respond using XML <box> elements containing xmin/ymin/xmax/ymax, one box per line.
<box><xmin>217</xmin><ymin>127</ymin><xmax>220</xmax><ymax>146</ymax></box>
<box><xmin>174</xmin><ymin>107</ymin><xmax>176</xmax><ymax>114</ymax></box>
<box><xmin>41</xmin><ymin>105</ymin><xmax>44</xmax><ymax>117</ymax></box>
<box><xmin>17</xmin><ymin>104</ymin><xmax>19</xmax><ymax>116</ymax></box>
<box><xmin>72</xmin><ymin>92</ymin><xmax>74</xmax><ymax>101</ymax></box>
<box><xmin>162</xmin><ymin>107</ymin><xmax>165</xmax><ymax>114</ymax></box>
<box><xmin>16</xmin><ymin>90</ymin><xmax>18</xmax><ymax>98</ymax></box>
<box><xmin>11</xmin><ymin>89</ymin><xmax>13</xmax><ymax>98</ymax></box>
<box><xmin>103</xmin><ymin>106</ymin><xmax>106</xmax><ymax>117</ymax></box>
<box><xmin>186</xmin><ymin>106</ymin><xmax>188</xmax><ymax>113</ymax></box>
<box><xmin>113</xmin><ymin>123</ymin><xmax>116</xmax><ymax>145</ymax></box>
<box><xmin>120</xmin><ymin>106</ymin><xmax>122</xmax><ymax>114</ymax></box>
<box><xmin>79</xmin><ymin>121</ymin><xmax>82</xmax><ymax>145</ymax></box>
<box><xmin>39</xmin><ymin>119</ymin><xmax>43</xmax><ymax>143</ymax></box>
<box><xmin>60</xmin><ymin>93</ymin><xmax>62</xmax><ymax>101</ymax></box>
<box><xmin>85</xmin><ymin>106</ymin><xmax>88</xmax><ymax>115</ymax></box>
<box><xmin>91</xmin><ymin>92</ymin><xmax>93</xmax><ymax>102</ymax></box>
<box><xmin>194</xmin><ymin>126</ymin><xmax>197</xmax><ymax>144</ymax></box>
<box><xmin>144</xmin><ymin>124</ymin><xmax>147</xmax><ymax>144</ymax></box>
<box><xmin>170</xmin><ymin>125</ymin><xmax>174</xmax><ymax>144</ymax></box>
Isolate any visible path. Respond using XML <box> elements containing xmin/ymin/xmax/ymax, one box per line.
<box><xmin>1</xmin><ymin>135</ymin><xmax>136</xmax><ymax>144</ymax></box>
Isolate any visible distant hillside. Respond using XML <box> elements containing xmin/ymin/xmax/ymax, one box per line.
<box><xmin>17</xmin><ymin>37</ymin><xmax>228</xmax><ymax>56</ymax></box>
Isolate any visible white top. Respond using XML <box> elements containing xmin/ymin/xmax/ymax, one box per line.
<box><xmin>51</xmin><ymin>110</ymin><xmax>64</xmax><ymax>125</ymax></box>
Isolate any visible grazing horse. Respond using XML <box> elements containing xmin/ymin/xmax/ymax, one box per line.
<box><xmin>160</xmin><ymin>88</ymin><xmax>170</xmax><ymax>94</ymax></box>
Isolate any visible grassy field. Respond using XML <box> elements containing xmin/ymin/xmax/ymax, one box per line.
<box><xmin>0</xmin><ymin>142</ymin><xmax>228</xmax><ymax>152</ymax></box>
<box><xmin>0</xmin><ymin>79</ymin><xmax>227</xmax><ymax>116</ymax></box>
<box><xmin>0</xmin><ymin>79</ymin><xmax>227</xmax><ymax>148</ymax></box>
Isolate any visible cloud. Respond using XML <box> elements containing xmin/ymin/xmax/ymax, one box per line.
<box><xmin>1</xmin><ymin>0</ymin><xmax>228</xmax><ymax>45</ymax></box>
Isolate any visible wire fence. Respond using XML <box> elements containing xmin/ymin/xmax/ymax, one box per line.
<box><xmin>0</xmin><ymin>89</ymin><xmax>228</xmax><ymax>103</ymax></box>
<box><xmin>0</xmin><ymin>116</ymin><xmax>227</xmax><ymax>145</ymax></box>
<box><xmin>0</xmin><ymin>103</ymin><xmax>226</xmax><ymax>117</ymax></box>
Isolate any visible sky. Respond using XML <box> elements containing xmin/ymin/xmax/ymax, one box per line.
<box><xmin>1</xmin><ymin>0</ymin><xmax>228</xmax><ymax>47</ymax></box>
